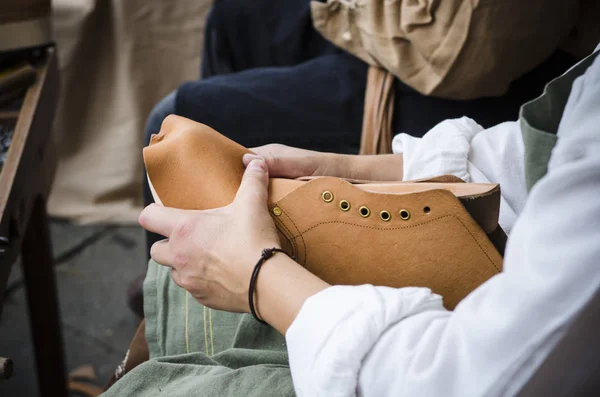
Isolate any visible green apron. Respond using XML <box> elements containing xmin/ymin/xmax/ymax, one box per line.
<box><xmin>102</xmin><ymin>259</ymin><xmax>294</xmax><ymax>396</ymax></box>
<box><xmin>521</xmin><ymin>49</ymin><xmax>599</xmax><ymax>190</ymax></box>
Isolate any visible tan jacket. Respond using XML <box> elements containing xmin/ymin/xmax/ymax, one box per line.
<box><xmin>311</xmin><ymin>0</ymin><xmax>600</xmax><ymax>99</ymax></box>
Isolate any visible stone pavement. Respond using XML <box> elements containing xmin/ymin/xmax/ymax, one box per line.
<box><xmin>0</xmin><ymin>220</ymin><xmax>147</xmax><ymax>396</ymax></box>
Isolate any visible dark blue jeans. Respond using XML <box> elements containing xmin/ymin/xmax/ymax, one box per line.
<box><xmin>144</xmin><ymin>0</ymin><xmax>575</xmax><ymax>251</ymax></box>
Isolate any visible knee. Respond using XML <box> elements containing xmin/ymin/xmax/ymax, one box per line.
<box><xmin>145</xmin><ymin>91</ymin><xmax>176</xmax><ymax>145</ymax></box>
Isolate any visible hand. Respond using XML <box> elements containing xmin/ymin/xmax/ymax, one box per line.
<box><xmin>246</xmin><ymin>144</ymin><xmax>348</xmax><ymax>179</ymax></box>
<box><xmin>249</xmin><ymin>144</ymin><xmax>404</xmax><ymax>181</ymax></box>
<box><xmin>139</xmin><ymin>158</ymin><xmax>280</xmax><ymax>313</ymax></box>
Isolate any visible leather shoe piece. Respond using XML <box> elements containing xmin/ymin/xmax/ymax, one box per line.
<box><xmin>144</xmin><ymin>116</ymin><xmax>504</xmax><ymax>309</ymax></box>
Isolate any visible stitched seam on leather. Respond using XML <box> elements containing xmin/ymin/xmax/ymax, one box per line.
<box><xmin>281</xmin><ymin>207</ymin><xmax>307</xmax><ymax>264</ymax></box>
<box><xmin>279</xmin><ymin>220</ymin><xmax>297</xmax><ymax>257</ymax></box>
<box><xmin>282</xmin><ymin>212</ymin><xmax>300</xmax><ymax>261</ymax></box>
<box><xmin>296</xmin><ymin>215</ymin><xmax>500</xmax><ymax>272</ymax></box>
<box><xmin>272</xmin><ymin>215</ymin><xmax>298</xmax><ymax>260</ymax></box>
<box><xmin>271</xmin><ymin>205</ymin><xmax>303</xmax><ymax>262</ymax></box>
<box><xmin>270</xmin><ymin>209</ymin><xmax>296</xmax><ymax>256</ymax></box>
<box><xmin>454</xmin><ymin>217</ymin><xmax>500</xmax><ymax>272</ymax></box>
<box><xmin>296</xmin><ymin>215</ymin><xmax>457</xmax><ymax>235</ymax></box>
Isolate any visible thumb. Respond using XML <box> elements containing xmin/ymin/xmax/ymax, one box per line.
<box><xmin>234</xmin><ymin>158</ymin><xmax>269</xmax><ymax>209</ymax></box>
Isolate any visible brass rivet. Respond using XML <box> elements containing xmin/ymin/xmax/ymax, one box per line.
<box><xmin>321</xmin><ymin>191</ymin><xmax>334</xmax><ymax>203</ymax></box>
<box><xmin>359</xmin><ymin>206</ymin><xmax>370</xmax><ymax>218</ymax></box>
<box><xmin>272</xmin><ymin>207</ymin><xmax>282</xmax><ymax>216</ymax></box>
<box><xmin>379</xmin><ymin>210</ymin><xmax>391</xmax><ymax>222</ymax></box>
<box><xmin>399</xmin><ymin>209</ymin><xmax>411</xmax><ymax>220</ymax></box>
<box><xmin>339</xmin><ymin>200</ymin><xmax>351</xmax><ymax>212</ymax></box>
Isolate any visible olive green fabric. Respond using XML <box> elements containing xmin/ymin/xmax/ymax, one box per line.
<box><xmin>520</xmin><ymin>49</ymin><xmax>600</xmax><ymax>191</ymax></box>
<box><xmin>101</xmin><ymin>260</ymin><xmax>294</xmax><ymax>397</ymax></box>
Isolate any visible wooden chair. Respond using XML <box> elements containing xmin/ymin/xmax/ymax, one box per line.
<box><xmin>1</xmin><ymin>1</ymin><xmax>67</xmax><ymax>395</ymax></box>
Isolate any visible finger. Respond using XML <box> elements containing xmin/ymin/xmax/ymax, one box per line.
<box><xmin>149</xmin><ymin>239</ymin><xmax>172</xmax><ymax>267</ymax></box>
<box><xmin>139</xmin><ymin>203</ymin><xmax>186</xmax><ymax>238</ymax></box>
<box><xmin>246</xmin><ymin>146</ymin><xmax>291</xmax><ymax>176</ymax></box>
<box><xmin>250</xmin><ymin>144</ymin><xmax>295</xmax><ymax>157</ymax></box>
<box><xmin>235</xmin><ymin>158</ymin><xmax>269</xmax><ymax>208</ymax></box>
<box><xmin>246</xmin><ymin>145</ymin><xmax>317</xmax><ymax>178</ymax></box>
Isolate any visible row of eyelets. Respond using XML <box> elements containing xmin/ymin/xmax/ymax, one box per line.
<box><xmin>320</xmin><ymin>191</ymin><xmax>428</xmax><ymax>222</ymax></box>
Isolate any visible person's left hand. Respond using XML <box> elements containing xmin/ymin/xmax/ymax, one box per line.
<box><xmin>138</xmin><ymin>157</ymin><xmax>280</xmax><ymax>313</ymax></box>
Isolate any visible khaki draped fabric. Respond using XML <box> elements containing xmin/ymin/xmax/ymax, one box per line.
<box><xmin>49</xmin><ymin>0</ymin><xmax>212</xmax><ymax>223</ymax></box>
<box><xmin>312</xmin><ymin>0</ymin><xmax>599</xmax><ymax>100</ymax></box>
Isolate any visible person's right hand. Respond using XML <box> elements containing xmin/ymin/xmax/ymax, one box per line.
<box><xmin>244</xmin><ymin>144</ymin><xmax>404</xmax><ymax>181</ymax></box>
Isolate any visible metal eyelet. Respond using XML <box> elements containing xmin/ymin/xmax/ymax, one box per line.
<box><xmin>359</xmin><ymin>206</ymin><xmax>370</xmax><ymax>218</ymax></box>
<box><xmin>321</xmin><ymin>191</ymin><xmax>334</xmax><ymax>203</ymax></box>
<box><xmin>272</xmin><ymin>207</ymin><xmax>282</xmax><ymax>216</ymax></box>
<box><xmin>339</xmin><ymin>200</ymin><xmax>351</xmax><ymax>212</ymax></box>
<box><xmin>379</xmin><ymin>210</ymin><xmax>391</xmax><ymax>222</ymax></box>
<box><xmin>399</xmin><ymin>209</ymin><xmax>411</xmax><ymax>220</ymax></box>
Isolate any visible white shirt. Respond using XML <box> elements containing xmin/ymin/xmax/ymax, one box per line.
<box><xmin>285</xmin><ymin>49</ymin><xmax>600</xmax><ymax>396</ymax></box>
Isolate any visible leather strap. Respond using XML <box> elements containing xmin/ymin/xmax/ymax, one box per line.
<box><xmin>360</xmin><ymin>66</ymin><xmax>395</xmax><ymax>155</ymax></box>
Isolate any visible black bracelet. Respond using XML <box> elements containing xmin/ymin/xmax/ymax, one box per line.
<box><xmin>248</xmin><ymin>247</ymin><xmax>288</xmax><ymax>324</ymax></box>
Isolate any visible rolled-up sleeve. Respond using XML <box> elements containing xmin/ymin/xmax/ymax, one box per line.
<box><xmin>392</xmin><ymin>117</ymin><xmax>483</xmax><ymax>182</ymax></box>
<box><xmin>286</xmin><ymin>286</ymin><xmax>445</xmax><ymax>397</ymax></box>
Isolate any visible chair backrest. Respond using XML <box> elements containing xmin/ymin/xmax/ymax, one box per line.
<box><xmin>517</xmin><ymin>287</ymin><xmax>600</xmax><ymax>396</ymax></box>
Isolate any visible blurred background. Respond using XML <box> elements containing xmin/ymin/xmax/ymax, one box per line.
<box><xmin>1</xmin><ymin>0</ymin><xmax>213</xmax><ymax>395</ymax></box>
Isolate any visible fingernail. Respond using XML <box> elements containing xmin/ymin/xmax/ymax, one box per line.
<box><xmin>248</xmin><ymin>159</ymin><xmax>266</xmax><ymax>172</ymax></box>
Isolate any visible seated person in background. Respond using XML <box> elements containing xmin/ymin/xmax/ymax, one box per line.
<box><xmin>105</xmin><ymin>41</ymin><xmax>600</xmax><ymax>396</ymax></box>
<box><xmin>140</xmin><ymin>0</ymin><xmax>593</xmax><ymax>254</ymax></box>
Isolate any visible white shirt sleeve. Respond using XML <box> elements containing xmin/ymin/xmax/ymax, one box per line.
<box><xmin>392</xmin><ymin>117</ymin><xmax>527</xmax><ymax>234</ymax></box>
<box><xmin>286</xmin><ymin>52</ymin><xmax>600</xmax><ymax>397</ymax></box>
